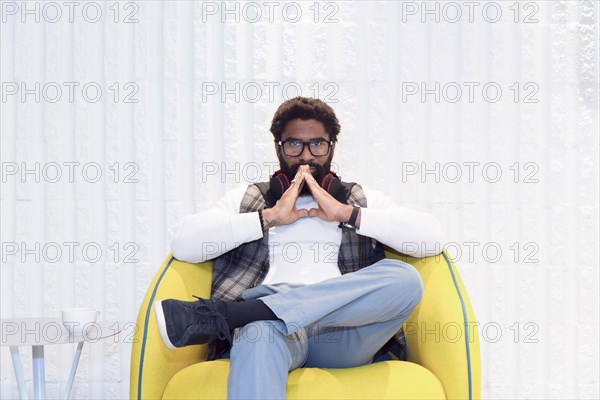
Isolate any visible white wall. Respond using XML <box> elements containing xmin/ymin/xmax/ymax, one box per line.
<box><xmin>1</xmin><ymin>1</ymin><xmax>598</xmax><ymax>398</ymax></box>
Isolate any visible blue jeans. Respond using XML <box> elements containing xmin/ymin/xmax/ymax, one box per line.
<box><xmin>222</xmin><ymin>258</ymin><xmax>423</xmax><ymax>399</ymax></box>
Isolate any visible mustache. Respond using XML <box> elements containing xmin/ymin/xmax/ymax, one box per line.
<box><xmin>280</xmin><ymin>161</ymin><xmax>332</xmax><ymax>197</ymax></box>
<box><xmin>289</xmin><ymin>163</ymin><xmax>318</xmax><ymax>175</ymax></box>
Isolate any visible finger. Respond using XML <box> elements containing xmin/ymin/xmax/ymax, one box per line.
<box><xmin>308</xmin><ymin>208</ymin><xmax>319</xmax><ymax>217</ymax></box>
<box><xmin>290</xmin><ymin>167</ymin><xmax>305</xmax><ymax>187</ymax></box>
<box><xmin>293</xmin><ymin>167</ymin><xmax>304</xmax><ymax>180</ymax></box>
<box><xmin>304</xmin><ymin>172</ymin><xmax>326</xmax><ymax>196</ymax></box>
<box><xmin>288</xmin><ymin>171</ymin><xmax>306</xmax><ymax>193</ymax></box>
<box><xmin>303</xmin><ymin>170</ymin><xmax>319</xmax><ymax>186</ymax></box>
<box><xmin>295</xmin><ymin>181</ymin><xmax>305</xmax><ymax>196</ymax></box>
<box><xmin>293</xmin><ymin>166</ymin><xmax>310</xmax><ymax>183</ymax></box>
<box><xmin>296</xmin><ymin>208</ymin><xmax>309</xmax><ymax>218</ymax></box>
<box><xmin>301</xmin><ymin>174</ymin><xmax>308</xmax><ymax>184</ymax></box>
<box><xmin>294</xmin><ymin>172</ymin><xmax>307</xmax><ymax>190</ymax></box>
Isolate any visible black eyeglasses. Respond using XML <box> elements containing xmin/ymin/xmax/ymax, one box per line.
<box><xmin>278</xmin><ymin>138</ymin><xmax>333</xmax><ymax>157</ymax></box>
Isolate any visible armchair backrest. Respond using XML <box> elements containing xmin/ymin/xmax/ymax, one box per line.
<box><xmin>385</xmin><ymin>249</ymin><xmax>481</xmax><ymax>400</ymax></box>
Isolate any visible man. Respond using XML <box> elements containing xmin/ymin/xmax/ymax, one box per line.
<box><xmin>155</xmin><ymin>97</ymin><xmax>445</xmax><ymax>399</ymax></box>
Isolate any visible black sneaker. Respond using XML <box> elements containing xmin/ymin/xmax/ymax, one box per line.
<box><xmin>154</xmin><ymin>295</ymin><xmax>232</xmax><ymax>349</ymax></box>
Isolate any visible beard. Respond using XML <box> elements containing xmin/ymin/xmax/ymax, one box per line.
<box><xmin>278</xmin><ymin>156</ymin><xmax>333</xmax><ymax>197</ymax></box>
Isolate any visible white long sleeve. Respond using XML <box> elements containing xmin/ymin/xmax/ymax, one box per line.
<box><xmin>171</xmin><ymin>183</ymin><xmax>447</xmax><ymax>266</ymax></box>
<box><xmin>357</xmin><ymin>186</ymin><xmax>446</xmax><ymax>258</ymax></box>
<box><xmin>170</xmin><ymin>185</ymin><xmax>263</xmax><ymax>263</ymax></box>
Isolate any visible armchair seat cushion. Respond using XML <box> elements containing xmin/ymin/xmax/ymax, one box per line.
<box><xmin>162</xmin><ymin>359</ymin><xmax>446</xmax><ymax>399</ymax></box>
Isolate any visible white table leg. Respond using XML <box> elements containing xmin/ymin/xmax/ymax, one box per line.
<box><xmin>31</xmin><ymin>345</ymin><xmax>45</xmax><ymax>399</ymax></box>
<box><xmin>63</xmin><ymin>341</ymin><xmax>84</xmax><ymax>400</ymax></box>
<box><xmin>9</xmin><ymin>346</ymin><xmax>29</xmax><ymax>400</ymax></box>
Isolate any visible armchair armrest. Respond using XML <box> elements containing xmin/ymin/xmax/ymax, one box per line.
<box><xmin>130</xmin><ymin>254</ymin><xmax>213</xmax><ymax>400</ymax></box>
<box><xmin>385</xmin><ymin>249</ymin><xmax>481</xmax><ymax>400</ymax></box>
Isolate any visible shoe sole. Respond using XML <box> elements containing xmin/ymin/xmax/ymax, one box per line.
<box><xmin>154</xmin><ymin>300</ymin><xmax>177</xmax><ymax>350</ymax></box>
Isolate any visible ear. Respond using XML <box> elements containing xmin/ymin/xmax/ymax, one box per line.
<box><xmin>275</xmin><ymin>140</ymin><xmax>284</xmax><ymax>158</ymax></box>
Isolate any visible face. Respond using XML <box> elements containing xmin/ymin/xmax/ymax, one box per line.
<box><xmin>275</xmin><ymin>118</ymin><xmax>336</xmax><ymax>197</ymax></box>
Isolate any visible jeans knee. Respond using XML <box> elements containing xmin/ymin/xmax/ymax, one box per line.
<box><xmin>232</xmin><ymin>320</ymin><xmax>286</xmax><ymax>349</ymax></box>
<box><xmin>379</xmin><ymin>260</ymin><xmax>424</xmax><ymax>308</ymax></box>
<box><xmin>404</xmin><ymin>263</ymin><xmax>424</xmax><ymax>302</ymax></box>
<box><xmin>230</xmin><ymin>320</ymin><xmax>307</xmax><ymax>370</ymax></box>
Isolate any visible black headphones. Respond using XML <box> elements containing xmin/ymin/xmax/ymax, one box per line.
<box><xmin>269</xmin><ymin>169</ymin><xmax>342</xmax><ymax>201</ymax></box>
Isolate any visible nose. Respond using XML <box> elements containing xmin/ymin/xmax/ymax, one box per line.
<box><xmin>298</xmin><ymin>144</ymin><xmax>314</xmax><ymax>163</ymax></box>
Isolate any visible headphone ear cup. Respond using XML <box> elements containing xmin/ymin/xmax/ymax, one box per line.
<box><xmin>321</xmin><ymin>172</ymin><xmax>341</xmax><ymax>196</ymax></box>
<box><xmin>270</xmin><ymin>170</ymin><xmax>290</xmax><ymax>200</ymax></box>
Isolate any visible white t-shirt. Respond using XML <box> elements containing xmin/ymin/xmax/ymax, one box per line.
<box><xmin>264</xmin><ymin>194</ymin><xmax>344</xmax><ymax>285</ymax></box>
<box><xmin>171</xmin><ymin>184</ymin><xmax>445</xmax><ymax>285</ymax></box>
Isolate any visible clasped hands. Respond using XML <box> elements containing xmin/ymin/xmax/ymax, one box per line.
<box><xmin>261</xmin><ymin>165</ymin><xmax>359</xmax><ymax>229</ymax></box>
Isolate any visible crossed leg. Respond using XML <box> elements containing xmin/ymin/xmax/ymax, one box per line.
<box><xmin>227</xmin><ymin>258</ymin><xmax>423</xmax><ymax>399</ymax></box>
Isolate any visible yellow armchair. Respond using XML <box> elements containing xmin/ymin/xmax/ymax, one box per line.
<box><xmin>130</xmin><ymin>249</ymin><xmax>480</xmax><ymax>399</ymax></box>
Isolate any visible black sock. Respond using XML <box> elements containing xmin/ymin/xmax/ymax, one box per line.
<box><xmin>221</xmin><ymin>299</ymin><xmax>279</xmax><ymax>331</ymax></box>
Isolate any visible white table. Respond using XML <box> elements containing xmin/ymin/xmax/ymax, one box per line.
<box><xmin>1</xmin><ymin>318</ymin><xmax>121</xmax><ymax>400</ymax></box>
